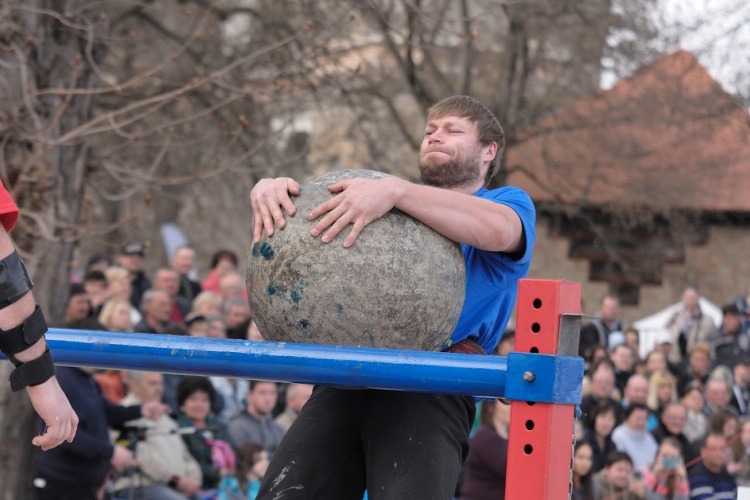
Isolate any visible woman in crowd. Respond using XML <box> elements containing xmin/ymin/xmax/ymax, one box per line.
<box><xmin>202</xmin><ymin>250</ymin><xmax>239</xmax><ymax>294</ymax></box>
<box><xmin>734</xmin><ymin>419</ymin><xmax>750</xmax><ymax>486</ymax></box>
<box><xmin>459</xmin><ymin>399</ymin><xmax>510</xmax><ymax>500</ymax></box>
<box><xmin>584</xmin><ymin>400</ymin><xmax>619</xmax><ymax>473</ymax></box>
<box><xmin>192</xmin><ymin>291</ymin><xmax>223</xmax><ymax>317</ymax></box>
<box><xmin>707</xmin><ymin>410</ymin><xmax>745</xmax><ymax>477</ymax></box>
<box><xmin>177</xmin><ymin>376</ymin><xmax>236</xmax><ymax>490</ymax></box>
<box><xmin>644</xmin><ymin>351</ymin><xmax>668</xmax><ymax>378</ymax></box>
<box><xmin>218</xmin><ymin>442</ymin><xmax>270</xmax><ymax>500</ymax></box>
<box><xmin>93</xmin><ymin>297</ymin><xmax>134</xmax><ymax>403</ymax></box>
<box><xmin>642</xmin><ymin>437</ymin><xmax>689</xmax><ymax>500</ymax></box>
<box><xmin>572</xmin><ymin>441</ymin><xmax>595</xmax><ymax>500</ymax></box>
<box><xmin>105</xmin><ymin>266</ymin><xmax>142</xmax><ymax>325</ymax></box>
<box><xmin>679</xmin><ymin>383</ymin><xmax>707</xmax><ymax>442</ymax></box>
<box><xmin>647</xmin><ymin>370</ymin><xmax>678</xmax><ymax>418</ymax></box>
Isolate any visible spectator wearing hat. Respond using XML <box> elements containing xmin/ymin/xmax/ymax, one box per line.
<box><xmin>65</xmin><ymin>284</ymin><xmax>91</xmax><ymax>326</ymax></box>
<box><xmin>652</xmin><ymin>330</ymin><xmax>682</xmax><ymax>377</ymax></box>
<box><xmin>118</xmin><ymin>242</ymin><xmax>152</xmax><ymax>310</ymax></box>
<box><xmin>714</xmin><ymin>304</ymin><xmax>750</xmax><ymax>370</ymax></box>
<box><xmin>730</xmin><ymin>356</ymin><xmax>750</xmax><ymax>416</ymax></box>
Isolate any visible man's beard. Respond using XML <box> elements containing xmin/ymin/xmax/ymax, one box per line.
<box><xmin>418</xmin><ymin>146</ymin><xmax>481</xmax><ymax>189</ymax></box>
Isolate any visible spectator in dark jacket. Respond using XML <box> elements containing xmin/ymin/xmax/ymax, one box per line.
<box><xmin>459</xmin><ymin>399</ymin><xmax>509</xmax><ymax>500</ymax></box>
<box><xmin>579</xmin><ymin>294</ymin><xmax>623</xmax><ymax>360</ymax></box>
<box><xmin>650</xmin><ymin>403</ymin><xmax>698</xmax><ymax>467</ymax></box>
<box><xmin>35</xmin><ymin>367</ymin><xmax>168</xmax><ymax>500</ymax></box>
<box><xmin>172</xmin><ymin>246</ymin><xmax>202</xmax><ymax>303</ymax></box>
<box><xmin>118</xmin><ymin>242</ymin><xmax>151</xmax><ymax>310</ymax></box>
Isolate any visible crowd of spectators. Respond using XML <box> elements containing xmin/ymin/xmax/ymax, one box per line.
<box><xmin>36</xmin><ymin>243</ymin><xmax>313</xmax><ymax>500</ymax></box>
<box><xmin>460</xmin><ymin>286</ymin><xmax>750</xmax><ymax>500</ymax></box>
<box><xmin>36</xmin><ymin>239</ymin><xmax>750</xmax><ymax>499</ymax></box>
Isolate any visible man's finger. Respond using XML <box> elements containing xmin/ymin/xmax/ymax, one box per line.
<box><xmin>258</xmin><ymin>203</ymin><xmax>275</xmax><ymax>237</ymax></box>
<box><xmin>280</xmin><ymin>195</ymin><xmax>297</xmax><ymax>217</ymax></box>
<box><xmin>288</xmin><ymin>180</ymin><xmax>301</xmax><ymax>195</ymax></box>
<box><xmin>321</xmin><ymin>209</ymin><xmax>354</xmax><ymax>243</ymax></box>
<box><xmin>311</xmin><ymin>204</ymin><xmax>347</xmax><ymax>238</ymax></box>
<box><xmin>268</xmin><ymin>201</ymin><xmax>287</xmax><ymax>229</ymax></box>
<box><xmin>308</xmin><ymin>196</ymin><xmax>341</xmax><ymax>222</ymax></box>
<box><xmin>344</xmin><ymin>219</ymin><xmax>366</xmax><ymax>248</ymax></box>
<box><xmin>327</xmin><ymin>180</ymin><xmax>349</xmax><ymax>193</ymax></box>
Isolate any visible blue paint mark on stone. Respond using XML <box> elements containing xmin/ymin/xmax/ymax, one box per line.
<box><xmin>291</xmin><ymin>289</ymin><xmax>302</xmax><ymax>303</ymax></box>
<box><xmin>267</xmin><ymin>284</ymin><xmax>277</xmax><ymax>296</ymax></box>
<box><xmin>258</xmin><ymin>242</ymin><xmax>275</xmax><ymax>260</ymax></box>
<box><xmin>298</xmin><ymin>319</ymin><xmax>310</xmax><ymax>329</ymax></box>
<box><xmin>335</xmin><ymin>303</ymin><xmax>344</xmax><ymax>314</ymax></box>
<box><xmin>365</xmin><ymin>330</ymin><xmax>375</xmax><ymax>347</ymax></box>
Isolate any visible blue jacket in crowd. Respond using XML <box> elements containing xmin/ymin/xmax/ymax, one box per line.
<box><xmin>36</xmin><ymin>367</ymin><xmax>142</xmax><ymax>487</ymax></box>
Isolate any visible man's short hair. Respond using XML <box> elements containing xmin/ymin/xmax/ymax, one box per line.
<box><xmin>591</xmin><ymin>357</ymin><xmax>616</xmax><ymax>376</ymax></box>
<box><xmin>83</xmin><ymin>270</ymin><xmax>107</xmax><ymax>284</ymax></box>
<box><xmin>426</xmin><ymin>96</ymin><xmax>505</xmax><ymax>185</ymax></box>
<box><xmin>600</xmin><ymin>294</ymin><xmax>620</xmax><ymax>305</ymax></box>
<box><xmin>689</xmin><ymin>342</ymin><xmax>711</xmax><ymax>358</ymax></box>
<box><xmin>250</xmin><ymin>380</ymin><xmax>276</xmax><ymax>392</ymax></box>
<box><xmin>623</xmin><ymin>402</ymin><xmax>649</xmax><ymax>420</ymax></box>
<box><xmin>68</xmin><ymin>283</ymin><xmax>86</xmax><ymax>300</ymax></box>
<box><xmin>722</xmin><ymin>304</ymin><xmax>741</xmax><ymax>316</ymax></box>
<box><xmin>605</xmin><ymin>451</ymin><xmax>633</xmax><ymax>468</ymax></box>
<box><xmin>140</xmin><ymin>288</ymin><xmax>166</xmax><ymax>311</ymax></box>
<box><xmin>700</xmin><ymin>432</ymin><xmax>726</xmax><ymax>449</ymax></box>
<box><xmin>222</xmin><ymin>297</ymin><xmax>248</xmax><ymax>315</ymax></box>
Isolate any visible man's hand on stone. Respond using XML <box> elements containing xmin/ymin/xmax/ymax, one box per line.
<box><xmin>308</xmin><ymin>177</ymin><xmax>403</xmax><ymax>247</ymax></box>
<box><xmin>250</xmin><ymin>178</ymin><xmax>300</xmax><ymax>243</ymax></box>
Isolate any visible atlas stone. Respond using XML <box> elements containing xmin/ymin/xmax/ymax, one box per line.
<box><xmin>247</xmin><ymin>170</ymin><xmax>466</xmax><ymax>351</ymax></box>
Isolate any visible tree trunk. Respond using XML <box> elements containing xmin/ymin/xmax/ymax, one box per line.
<box><xmin>0</xmin><ymin>1</ymin><xmax>107</xmax><ymax>495</ymax></box>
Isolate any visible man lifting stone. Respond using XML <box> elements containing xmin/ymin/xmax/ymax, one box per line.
<box><xmin>249</xmin><ymin>95</ymin><xmax>536</xmax><ymax>499</ymax></box>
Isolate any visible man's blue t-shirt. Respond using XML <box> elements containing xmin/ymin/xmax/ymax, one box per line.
<box><xmin>444</xmin><ymin>186</ymin><xmax>536</xmax><ymax>353</ymax></box>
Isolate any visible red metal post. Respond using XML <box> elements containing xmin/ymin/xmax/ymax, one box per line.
<box><xmin>505</xmin><ymin>279</ymin><xmax>581</xmax><ymax>500</ymax></box>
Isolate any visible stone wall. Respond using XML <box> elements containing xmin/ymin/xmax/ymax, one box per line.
<box><xmin>529</xmin><ymin>217</ymin><xmax>750</xmax><ymax>325</ymax></box>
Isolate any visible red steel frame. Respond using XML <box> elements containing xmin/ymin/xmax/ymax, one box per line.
<box><xmin>505</xmin><ymin>279</ymin><xmax>581</xmax><ymax>500</ymax></box>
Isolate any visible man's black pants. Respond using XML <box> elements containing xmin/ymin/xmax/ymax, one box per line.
<box><xmin>256</xmin><ymin>386</ymin><xmax>475</xmax><ymax>500</ymax></box>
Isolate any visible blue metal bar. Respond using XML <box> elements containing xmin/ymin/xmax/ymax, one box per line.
<box><xmin>0</xmin><ymin>329</ymin><xmax>512</xmax><ymax>398</ymax></box>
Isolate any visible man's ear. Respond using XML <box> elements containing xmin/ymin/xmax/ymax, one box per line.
<box><xmin>484</xmin><ymin>142</ymin><xmax>498</xmax><ymax>163</ymax></box>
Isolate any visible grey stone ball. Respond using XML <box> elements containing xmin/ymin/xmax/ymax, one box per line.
<box><xmin>247</xmin><ymin>170</ymin><xmax>466</xmax><ymax>351</ymax></box>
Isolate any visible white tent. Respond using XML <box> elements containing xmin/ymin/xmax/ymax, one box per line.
<box><xmin>632</xmin><ymin>297</ymin><xmax>723</xmax><ymax>359</ymax></box>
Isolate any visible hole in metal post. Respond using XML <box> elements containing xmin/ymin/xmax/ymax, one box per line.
<box><xmin>524</xmin><ymin>444</ymin><xmax>533</xmax><ymax>455</ymax></box>
<box><xmin>530</xmin><ymin>347</ymin><xmax>539</xmax><ymax>353</ymax></box>
<box><xmin>531</xmin><ymin>323</ymin><xmax>541</xmax><ymax>333</ymax></box>
<box><xmin>533</xmin><ymin>298</ymin><xmax>542</xmax><ymax>309</ymax></box>
<box><xmin>525</xmin><ymin>420</ymin><xmax>535</xmax><ymax>430</ymax></box>
<box><xmin>527</xmin><ymin>401</ymin><xmax>535</xmax><ymax>406</ymax></box>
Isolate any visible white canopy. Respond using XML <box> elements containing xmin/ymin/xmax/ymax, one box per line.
<box><xmin>632</xmin><ymin>297</ymin><xmax>723</xmax><ymax>358</ymax></box>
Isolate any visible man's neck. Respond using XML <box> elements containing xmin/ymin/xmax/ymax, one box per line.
<box><xmin>704</xmin><ymin>462</ymin><xmax>722</xmax><ymax>474</ymax></box>
<box><xmin>146</xmin><ymin>316</ymin><xmax>164</xmax><ymax>332</ymax></box>
<box><xmin>247</xmin><ymin>406</ymin><xmax>267</xmax><ymax>421</ymax></box>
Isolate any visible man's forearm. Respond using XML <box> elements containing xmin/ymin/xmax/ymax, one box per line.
<box><xmin>0</xmin><ymin>233</ymin><xmax>47</xmax><ymax>363</ymax></box>
<box><xmin>389</xmin><ymin>178</ymin><xmax>521</xmax><ymax>252</ymax></box>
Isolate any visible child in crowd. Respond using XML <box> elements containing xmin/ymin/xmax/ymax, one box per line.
<box><xmin>217</xmin><ymin>442</ymin><xmax>270</xmax><ymax>500</ymax></box>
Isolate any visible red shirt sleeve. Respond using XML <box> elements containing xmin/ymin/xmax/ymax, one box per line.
<box><xmin>0</xmin><ymin>179</ymin><xmax>19</xmax><ymax>232</ymax></box>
